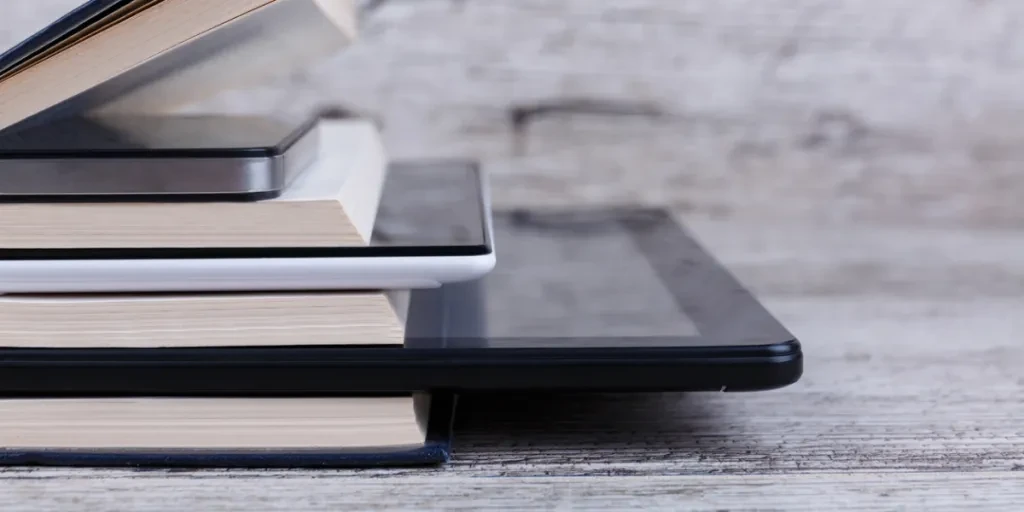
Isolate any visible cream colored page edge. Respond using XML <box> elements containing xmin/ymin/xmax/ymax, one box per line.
<box><xmin>0</xmin><ymin>0</ymin><xmax>161</xmax><ymax>82</ymax></box>
<box><xmin>95</xmin><ymin>0</ymin><xmax>357</xmax><ymax>115</ymax></box>
<box><xmin>0</xmin><ymin>397</ymin><xmax>424</xmax><ymax>449</ymax></box>
<box><xmin>0</xmin><ymin>0</ymin><xmax>273</xmax><ymax>129</ymax></box>
<box><xmin>0</xmin><ymin>292</ymin><xmax>407</xmax><ymax>348</ymax></box>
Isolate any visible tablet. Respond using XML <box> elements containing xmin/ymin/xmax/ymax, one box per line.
<box><xmin>0</xmin><ymin>160</ymin><xmax>496</xmax><ymax>292</ymax></box>
<box><xmin>0</xmin><ymin>208</ymin><xmax>801</xmax><ymax>394</ymax></box>
<box><xmin>0</xmin><ymin>115</ymin><xmax>319</xmax><ymax>199</ymax></box>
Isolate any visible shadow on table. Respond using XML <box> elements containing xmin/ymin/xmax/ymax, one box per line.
<box><xmin>451</xmin><ymin>392</ymin><xmax>765</xmax><ymax>470</ymax></box>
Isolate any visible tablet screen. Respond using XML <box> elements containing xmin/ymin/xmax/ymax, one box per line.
<box><xmin>372</xmin><ymin>161</ymin><xmax>488</xmax><ymax>248</ymax></box>
<box><xmin>406</xmin><ymin>209</ymin><xmax>795</xmax><ymax>349</ymax></box>
<box><xmin>481</xmin><ymin>212</ymin><xmax>701</xmax><ymax>338</ymax></box>
<box><xmin>0</xmin><ymin>207</ymin><xmax>800</xmax><ymax>396</ymax></box>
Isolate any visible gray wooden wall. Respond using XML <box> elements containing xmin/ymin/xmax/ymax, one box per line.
<box><xmin>7</xmin><ymin>0</ymin><xmax>1024</xmax><ymax>228</ymax></box>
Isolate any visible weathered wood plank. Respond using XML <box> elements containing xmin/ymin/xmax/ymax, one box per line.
<box><xmin>0</xmin><ymin>216</ymin><xmax>1021</xmax><ymax>509</ymax></box>
<box><xmin>4</xmin><ymin>3</ymin><xmax>1024</xmax><ymax>508</ymax></box>
<box><xmin>1</xmin><ymin>472</ymin><xmax>1022</xmax><ymax>511</ymax></box>
<box><xmin>685</xmin><ymin>219</ymin><xmax>1024</xmax><ymax>300</ymax></box>
<box><xmin>426</xmin><ymin>220</ymin><xmax>1024</xmax><ymax>475</ymax></box>
<box><xmin>204</xmin><ymin>0</ymin><xmax>1024</xmax><ymax>227</ymax></box>
<box><xmin>14</xmin><ymin>0</ymin><xmax>1024</xmax><ymax>227</ymax></box>
<box><xmin>9</xmin><ymin>1</ymin><xmax>1024</xmax><ymax>226</ymax></box>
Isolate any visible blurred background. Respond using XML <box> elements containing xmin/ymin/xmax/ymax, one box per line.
<box><xmin>5</xmin><ymin>1</ymin><xmax>1023</xmax><ymax>348</ymax></box>
<box><xmin>3</xmin><ymin>3</ymin><xmax>1023</xmax><ymax>502</ymax></box>
<box><xmin>8</xmin><ymin>0</ymin><xmax>1023</xmax><ymax>228</ymax></box>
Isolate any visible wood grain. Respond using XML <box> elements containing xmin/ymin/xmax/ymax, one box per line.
<box><xmin>4</xmin><ymin>1</ymin><xmax>1024</xmax><ymax>509</ymax></box>
<box><xmin>1</xmin><ymin>472</ymin><xmax>1022</xmax><ymax>511</ymax></box>
<box><xmin>1</xmin><ymin>214</ymin><xmax>1022</xmax><ymax>509</ymax></box>
<box><xmin>9</xmin><ymin>1</ymin><xmax>1024</xmax><ymax>227</ymax></box>
<box><xmin>191</xmin><ymin>0</ymin><xmax>1024</xmax><ymax>228</ymax></box>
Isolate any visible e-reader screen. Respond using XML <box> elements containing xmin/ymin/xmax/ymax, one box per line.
<box><xmin>372</xmin><ymin>161</ymin><xmax>489</xmax><ymax>249</ymax></box>
<box><xmin>406</xmin><ymin>209</ymin><xmax>795</xmax><ymax>349</ymax></box>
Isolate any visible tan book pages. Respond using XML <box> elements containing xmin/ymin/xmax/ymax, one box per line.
<box><xmin>0</xmin><ymin>290</ymin><xmax>407</xmax><ymax>348</ymax></box>
<box><xmin>0</xmin><ymin>0</ymin><xmax>356</xmax><ymax>131</ymax></box>
<box><xmin>0</xmin><ymin>0</ymin><xmax>162</xmax><ymax>81</ymax></box>
<box><xmin>93</xmin><ymin>0</ymin><xmax>357</xmax><ymax>117</ymax></box>
<box><xmin>0</xmin><ymin>119</ymin><xmax>387</xmax><ymax>248</ymax></box>
<box><xmin>0</xmin><ymin>397</ymin><xmax>426</xmax><ymax>450</ymax></box>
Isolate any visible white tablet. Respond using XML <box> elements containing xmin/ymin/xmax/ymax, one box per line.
<box><xmin>0</xmin><ymin>161</ymin><xmax>495</xmax><ymax>293</ymax></box>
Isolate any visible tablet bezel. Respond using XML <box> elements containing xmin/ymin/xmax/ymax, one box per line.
<box><xmin>0</xmin><ymin>208</ymin><xmax>800</xmax><ymax>394</ymax></box>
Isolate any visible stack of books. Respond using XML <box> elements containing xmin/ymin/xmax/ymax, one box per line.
<box><xmin>0</xmin><ymin>0</ymin><xmax>458</xmax><ymax>467</ymax></box>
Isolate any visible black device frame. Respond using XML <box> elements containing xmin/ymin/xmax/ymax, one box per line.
<box><xmin>0</xmin><ymin>209</ymin><xmax>801</xmax><ymax>396</ymax></box>
<box><xmin>0</xmin><ymin>115</ymin><xmax>323</xmax><ymax>202</ymax></box>
<box><xmin>0</xmin><ymin>115</ymin><xmax>320</xmax><ymax>160</ymax></box>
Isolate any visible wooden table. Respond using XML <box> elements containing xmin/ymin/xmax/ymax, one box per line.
<box><xmin>1</xmin><ymin>215</ymin><xmax>1020</xmax><ymax>510</ymax></box>
<box><xmin>4</xmin><ymin>0</ymin><xmax>1024</xmax><ymax>506</ymax></box>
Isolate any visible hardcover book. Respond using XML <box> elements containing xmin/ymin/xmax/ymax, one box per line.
<box><xmin>0</xmin><ymin>0</ymin><xmax>356</xmax><ymax>132</ymax></box>
<box><xmin>0</xmin><ymin>394</ymin><xmax>455</xmax><ymax>467</ymax></box>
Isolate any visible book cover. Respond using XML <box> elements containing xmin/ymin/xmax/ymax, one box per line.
<box><xmin>0</xmin><ymin>394</ymin><xmax>456</xmax><ymax>468</ymax></box>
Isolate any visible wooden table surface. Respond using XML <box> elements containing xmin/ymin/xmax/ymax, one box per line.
<box><xmin>1</xmin><ymin>214</ymin><xmax>1021</xmax><ymax>510</ymax></box>
<box><xmin>4</xmin><ymin>1</ymin><xmax>1024</xmax><ymax>508</ymax></box>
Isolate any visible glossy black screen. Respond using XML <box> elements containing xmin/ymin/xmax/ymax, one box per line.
<box><xmin>0</xmin><ymin>116</ymin><xmax>309</xmax><ymax>155</ymax></box>
<box><xmin>0</xmin><ymin>207</ymin><xmax>800</xmax><ymax>396</ymax></box>
<box><xmin>405</xmin><ymin>209</ymin><xmax>796</xmax><ymax>348</ymax></box>
<box><xmin>372</xmin><ymin>161</ymin><xmax>488</xmax><ymax>248</ymax></box>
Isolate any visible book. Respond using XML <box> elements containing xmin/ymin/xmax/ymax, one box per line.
<box><xmin>0</xmin><ymin>118</ymin><xmax>387</xmax><ymax>248</ymax></box>
<box><xmin>0</xmin><ymin>0</ymin><xmax>356</xmax><ymax>132</ymax></box>
<box><xmin>0</xmin><ymin>289</ymin><xmax>409</xmax><ymax>348</ymax></box>
<box><xmin>0</xmin><ymin>394</ymin><xmax>456</xmax><ymax>468</ymax></box>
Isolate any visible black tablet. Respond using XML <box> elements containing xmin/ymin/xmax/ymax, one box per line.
<box><xmin>0</xmin><ymin>207</ymin><xmax>801</xmax><ymax>395</ymax></box>
<box><xmin>0</xmin><ymin>115</ymin><xmax>319</xmax><ymax>200</ymax></box>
